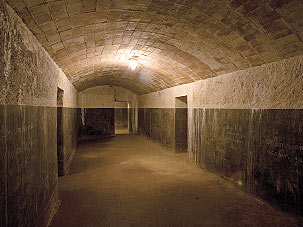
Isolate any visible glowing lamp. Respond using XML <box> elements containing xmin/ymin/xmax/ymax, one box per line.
<box><xmin>129</xmin><ymin>60</ymin><xmax>137</xmax><ymax>70</ymax></box>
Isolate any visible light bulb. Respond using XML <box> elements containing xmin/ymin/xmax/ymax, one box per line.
<box><xmin>129</xmin><ymin>60</ymin><xmax>137</xmax><ymax>70</ymax></box>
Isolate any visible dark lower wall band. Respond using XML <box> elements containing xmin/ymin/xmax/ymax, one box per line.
<box><xmin>192</xmin><ymin>108</ymin><xmax>303</xmax><ymax>217</ymax></box>
<box><xmin>138</xmin><ymin>108</ymin><xmax>175</xmax><ymax>148</ymax></box>
<box><xmin>57</xmin><ymin>107</ymin><xmax>80</xmax><ymax>176</ymax></box>
<box><xmin>0</xmin><ymin>105</ymin><xmax>79</xmax><ymax>226</ymax></box>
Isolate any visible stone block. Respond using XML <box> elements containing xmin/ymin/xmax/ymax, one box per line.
<box><xmin>24</xmin><ymin>0</ymin><xmax>44</xmax><ymax>8</ymax></box>
<box><xmin>48</xmin><ymin>1</ymin><xmax>68</xmax><ymax>20</ymax></box>
<box><xmin>274</xmin><ymin>33</ymin><xmax>300</xmax><ymax>47</ymax></box>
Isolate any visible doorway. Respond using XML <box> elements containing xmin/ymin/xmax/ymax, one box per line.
<box><xmin>174</xmin><ymin>95</ymin><xmax>188</xmax><ymax>153</ymax></box>
<box><xmin>115</xmin><ymin>101</ymin><xmax>129</xmax><ymax>134</ymax></box>
<box><xmin>57</xmin><ymin>88</ymin><xmax>64</xmax><ymax>176</ymax></box>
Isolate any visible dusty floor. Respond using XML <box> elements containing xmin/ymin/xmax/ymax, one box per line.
<box><xmin>115</xmin><ymin>128</ymin><xmax>130</xmax><ymax>134</ymax></box>
<box><xmin>51</xmin><ymin>135</ymin><xmax>298</xmax><ymax>227</ymax></box>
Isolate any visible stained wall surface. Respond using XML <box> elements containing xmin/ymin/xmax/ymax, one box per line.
<box><xmin>59</xmin><ymin>107</ymin><xmax>80</xmax><ymax>175</ymax></box>
<box><xmin>138</xmin><ymin>54</ymin><xmax>303</xmax><ymax>217</ymax></box>
<box><xmin>0</xmin><ymin>2</ymin><xmax>78</xmax><ymax>226</ymax></box>
<box><xmin>138</xmin><ymin>108</ymin><xmax>175</xmax><ymax>148</ymax></box>
<box><xmin>79</xmin><ymin>85</ymin><xmax>138</xmax><ymax>136</ymax></box>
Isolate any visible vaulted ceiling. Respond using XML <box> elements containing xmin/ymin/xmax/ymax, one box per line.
<box><xmin>6</xmin><ymin>0</ymin><xmax>303</xmax><ymax>94</ymax></box>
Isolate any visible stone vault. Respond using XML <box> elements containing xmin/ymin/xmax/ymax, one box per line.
<box><xmin>6</xmin><ymin>0</ymin><xmax>303</xmax><ymax>94</ymax></box>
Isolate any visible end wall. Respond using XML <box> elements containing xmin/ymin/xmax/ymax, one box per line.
<box><xmin>79</xmin><ymin>85</ymin><xmax>138</xmax><ymax>136</ymax></box>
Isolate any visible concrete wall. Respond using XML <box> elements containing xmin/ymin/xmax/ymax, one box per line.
<box><xmin>58</xmin><ymin>107</ymin><xmax>80</xmax><ymax>176</ymax></box>
<box><xmin>79</xmin><ymin>86</ymin><xmax>138</xmax><ymax>136</ymax></box>
<box><xmin>138</xmin><ymin>108</ymin><xmax>175</xmax><ymax>148</ymax></box>
<box><xmin>0</xmin><ymin>2</ymin><xmax>78</xmax><ymax>226</ymax></box>
<box><xmin>79</xmin><ymin>85</ymin><xmax>137</xmax><ymax>108</ymax></box>
<box><xmin>138</xmin><ymin>54</ymin><xmax>303</xmax><ymax>217</ymax></box>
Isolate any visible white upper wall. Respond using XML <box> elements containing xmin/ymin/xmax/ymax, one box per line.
<box><xmin>79</xmin><ymin>85</ymin><xmax>138</xmax><ymax>108</ymax></box>
<box><xmin>139</xmin><ymin>55</ymin><xmax>303</xmax><ymax>109</ymax></box>
<box><xmin>0</xmin><ymin>3</ymin><xmax>78</xmax><ymax>107</ymax></box>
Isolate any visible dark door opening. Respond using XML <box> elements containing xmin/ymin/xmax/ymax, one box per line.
<box><xmin>175</xmin><ymin>95</ymin><xmax>188</xmax><ymax>153</ymax></box>
<box><xmin>57</xmin><ymin>88</ymin><xmax>64</xmax><ymax>176</ymax></box>
<box><xmin>115</xmin><ymin>102</ymin><xmax>129</xmax><ymax>134</ymax></box>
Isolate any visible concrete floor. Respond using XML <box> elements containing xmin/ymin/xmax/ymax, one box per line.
<box><xmin>115</xmin><ymin>128</ymin><xmax>130</xmax><ymax>134</ymax></box>
<box><xmin>50</xmin><ymin>135</ymin><xmax>298</xmax><ymax>227</ymax></box>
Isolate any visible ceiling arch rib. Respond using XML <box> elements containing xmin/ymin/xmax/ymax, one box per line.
<box><xmin>6</xmin><ymin>0</ymin><xmax>303</xmax><ymax>94</ymax></box>
<box><xmin>66</xmin><ymin>43</ymin><xmax>216</xmax><ymax>85</ymax></box>
<box><xmin>64</xmin><ymin>42</ymin><xmax>215</xmax><ymax>80</ymax></box>
<box><xmin>71</xmin><ymin>62</ymin><xmax>199</xmax><ymax>95</ymax></box>
<box><xmin>73</xmin><ymin>71</ymin><xmax>157</xmax><ymax>95</ymax></box>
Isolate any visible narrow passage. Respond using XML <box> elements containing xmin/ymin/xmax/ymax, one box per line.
<box><xmin>51</xmin><ymin>135</ymin><xmax>297</xmax><ymax>227</ymax></box>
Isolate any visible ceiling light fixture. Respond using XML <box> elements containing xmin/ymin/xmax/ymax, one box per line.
<box><xmin>129</xmin><ymin>60</ymin><xmax>137</xmax><ymax>70</ymax></box>
<box><xmin>129</xmin><ymin>56</ymin><xmax>139</xmax><ymax>70</ymax></box>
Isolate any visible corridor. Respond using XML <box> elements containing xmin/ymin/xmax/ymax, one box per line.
<box><xmin>2</xmin><ymin>0</ymin><xmax>303</xmax><ymax>225</ymax></box>
<box><xmin>51</xmin><ymin>135</ymin><xmax>297</xmax><ymax>227</ymax></box>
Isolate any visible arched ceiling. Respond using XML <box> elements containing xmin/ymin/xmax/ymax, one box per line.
<box><xmin>6</xmin><ymin>0</ymin><xmax>303</xmax><ymax>94</ymax></box>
